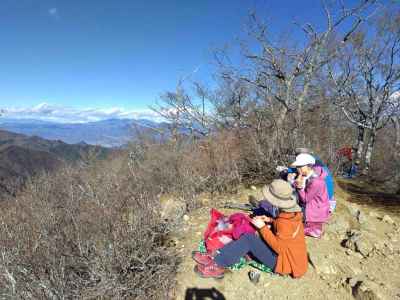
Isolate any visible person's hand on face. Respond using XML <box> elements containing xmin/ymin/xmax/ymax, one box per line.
<box><xmin>287</xmin><ymin>173</ymin><xmax>297</xmax><ymax>182</ymax></box>
<box><xmin>295</xmin><ymin>174</ymin><xmax>305</xmax><ymax>189</ymax></box>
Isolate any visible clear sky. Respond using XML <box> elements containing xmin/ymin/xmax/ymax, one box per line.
<box><xmin>0</xmin><ymin>0</ymin><xmax>360</xmax><ymax>111</ymax></box>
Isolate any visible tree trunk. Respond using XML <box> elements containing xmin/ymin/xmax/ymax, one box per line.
<box><xmin>271</xmin><ymin>106</ymin><xmax>288</xmax><ymax>155</ymax></box>
<box><xmin>394</xmin><ymin>117</ymin><xmax>400</xmax><ymax>157</ymax></box>
<box><xmin>355</xmin><ymin>126</ymin><xmax>365</xmax><ymax>162</ymax></box>
<box><xmin>393</xmin><ymin>117</ymin><xmax>400</xmax><ymax>194</ymax></box>
<box><xmin>364</xmin><ymin>128</ymin><xmax>376</xmax><ymax>174</ymax></box>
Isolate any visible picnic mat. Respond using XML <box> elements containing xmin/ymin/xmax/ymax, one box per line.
<box><xmin>198</xmin><ymin>240</ymin><xmax>273</xmax><ymax>273</ymax></box>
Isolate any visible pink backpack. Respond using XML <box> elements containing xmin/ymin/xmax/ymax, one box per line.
<box><xmin>203</xmin><ymin>209</ymin><xmax>256</xmax><ymax>253</ymax></box>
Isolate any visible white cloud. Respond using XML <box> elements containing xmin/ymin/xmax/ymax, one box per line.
<box><xmin>48</xmin><ymin>8</ymin><xmax>59</xmax><ymax>19</ymax></box>
<box><xmin>1</xmin><ymin>103</ymin><xmax>164</xmax><ymax>123</ymax></box>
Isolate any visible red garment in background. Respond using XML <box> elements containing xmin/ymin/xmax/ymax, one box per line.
<box><xmin>337</xmin><ymin>147</ymin><xmax>353</xmax><ymax>160</ymax></box>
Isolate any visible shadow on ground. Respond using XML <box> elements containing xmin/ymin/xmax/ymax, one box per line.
<box><xmin>337</xmin><ymin>178</ymin><xmax>400</xmax><ymax>213</ymax></box>
<box><xmin>184</xmin><ymin>287</ymin><xmax>226</xmax><ymax>300</ymax></box>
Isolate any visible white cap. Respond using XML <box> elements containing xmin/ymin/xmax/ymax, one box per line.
<box><xmin>291</xmin><ymin>153</ymin><xmax>315</xmax><ymax>167</ymax></box>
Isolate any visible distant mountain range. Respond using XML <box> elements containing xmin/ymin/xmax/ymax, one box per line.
<box><xmin>0</xmin><ymin>129</ymin><xmax>111</xmax><ymax>197</ymax></box>
<box><xmin>0</xmin><ymin>118</ymin><xmax>169</xmax><ymax>147</ymax></box>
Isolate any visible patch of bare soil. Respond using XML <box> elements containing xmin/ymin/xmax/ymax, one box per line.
<box><xmin>171</xmin><ymin>181</ymin><xmax>400</xmax><ymax>300</ymax></box>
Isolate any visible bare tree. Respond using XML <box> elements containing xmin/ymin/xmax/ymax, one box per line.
<box><xmin>152</xmin><ymin>1</ymin><xmax>380</xmax><ymax>177</ymax></box>
<box><xmin>391</xmin><ymin>99</ymin><xmax>400</xmax><ymax>192</ymax></box>
<box><xmin>214</xmin><ymin>0</ymin><xmax>378</xmax><ymax>150</ymax></box>
<box><xmin>152</xmin><ymin>82</ymin><xmax>217</xmax><ymax>138</ymax></box>
<box><xmin>394</xmin><ymin>116</ymin><xmax>400</xmax><ymax>154</ymax></box>
<box><xmin>329</xmin><ymin>9</ymin><xmax>400</xmax><ymax>172</ymax></box>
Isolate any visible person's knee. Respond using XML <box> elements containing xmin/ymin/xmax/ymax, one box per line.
<box><xmin>242</xmin><ymin>233</ymin><xmax>257</xmax><ymax>243</ymax></box>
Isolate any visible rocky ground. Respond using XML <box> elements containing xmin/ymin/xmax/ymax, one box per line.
<box><xmin>165</xmin><ymin>179</ymin><xmax>400</xmax><ymax>300</ymax></box>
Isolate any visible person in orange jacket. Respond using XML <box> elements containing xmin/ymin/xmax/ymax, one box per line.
<box><xmin>192</xmin><ymin>179</ymin><xmax>308</xmax><ymax>279</ymax></box>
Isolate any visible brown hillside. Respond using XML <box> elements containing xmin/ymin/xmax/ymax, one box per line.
<box><xmin>0</xmin><ymin>129</ymin><xmax>111</xmax><ymax>197</ymax></box>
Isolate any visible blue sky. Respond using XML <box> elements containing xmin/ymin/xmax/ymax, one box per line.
<box><xmin>0</xmin><ymin>0</ymin><xmax>365</xmax><ymax>115</ymax></box>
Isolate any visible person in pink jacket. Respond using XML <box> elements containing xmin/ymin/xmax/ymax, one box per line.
<box><xmin>291</xmin><ymin>153</ymin><xmax>330</xmax><ymax>238</ymax></box>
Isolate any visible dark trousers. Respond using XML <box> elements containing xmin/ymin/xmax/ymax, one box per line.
<box><xmin>214</xmin><ymin>233</ymin><xmax>277</xmax><ymax>269</ymax></box>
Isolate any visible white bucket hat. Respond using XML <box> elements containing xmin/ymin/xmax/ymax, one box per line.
<box><xmin>291</xmin><ymin>153</ymin><xmax>315</xmax><ymax>167</ymax></box>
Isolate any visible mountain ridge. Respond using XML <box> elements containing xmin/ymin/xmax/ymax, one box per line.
<box><xmin>0</xmin><ymin>129</ymin><xmax>111</xmax><ymax>197</ymax></box>
<box><xmin>0</xmin><ymin>118</ymin><xmax>169</xmax><ymax>147</ymax></box>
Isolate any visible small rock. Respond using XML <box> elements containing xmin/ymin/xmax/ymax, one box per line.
<box><xmin>348</xmin><ymin>264</ymin><xmax>362</xmax><ymax>275</ymax></box>
<box><xmin>344</xmin><ymin>230</ymin><xmax>362</xmax><ymax>250</ymax></box>
<box><xmin>384</xmin><ymin>242</ymin><xmax>394</xmax><ymax>254</ymax></box>
<box><xmin>348</xmin><ymin>205</ymin><xmax>360</xmax><ymax>218</ymax></box>
<box><xmin>320</xmin><ymin>274</ymin><xmax>328</xmax><ymax>281</ymax></box>
<box><xmin>263</xmin><ymin>282</ymin><xmax>271</xmax><ymax>288</ymax></box>
<box><xmin>349</xmin><ymin>276</ymin><xmax>363</xmax><ymax>288</ymax></box>
<box><xmin>344</xmin><ymin>230</ymin><xmax>373</xmax><ymax>258</ymax></box>
<box><xmin>355</xmin><ymin>239</ymin><xmax>373</xmax><ymax>258</ymax></box>
<box><xmin>326</xmin><ymin>215</ymin><xmax>350</xmax><ymax>235</ymax></box>
<box><xmin>357</xmin><ymin>211</ymin><xmax>367</xmax><ymax>224</ymax></box>
<box><xmin>382</xmin><ymin>215</ymin><xmax>395</xmax><ymax>225</ymax></box>
<box><xmin>308</xmin><ymin>251</ymin><xmax>338</xmax><ymax>275</ymax></box>
<box><xmin>183</xmin><ymin>215</ymin><xmax>190</xmax><ymax>221</ymax></box>
<box><xmin>374</xmin><ymin>242</ymin><xmax>385</xmax><ymax>251</ymax></box>
<box><xmin>250</xmin><ymin>185</ymin><xmax>257</xmax><ymax>191</ymax></box>
<box><xmin>369</xmin><ymin>211</ymin><xmax>380</xmax><ymax>218</ymax></box>
<box><xmin>346</xmin><ymin>249</ymin><xmax>353</xmax><ymax>256</ymax></box>
<box><xmin>366</xmin><ymin>274</ymin><xmax>376</xmax><ymax>282</ymax></box>
<box><xmin>352</xmin><ymin>280</ymin><xmax>391</xmax><ymax>300</ymax></box>
<box><xmin>353</xmin><ymin>252</ymin><xmax>364</xmax><ymax>259</ymax></box>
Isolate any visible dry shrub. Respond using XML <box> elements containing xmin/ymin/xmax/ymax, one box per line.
<box><xmin>1</xmin><ymin>116</ymin><xmax>361</xmax><ymax>299</ymax></box>
<box><xmin>0</xmin><ymin>161</ymin><xmax>177</xmax><ymax>299</ymax></box>
<box><xmin>126</xmin><ymin>132</ymin><xmax>243</xmax><ymax>209</ymax></box>
<box><xmin>188</xmin><ymin>131</ymin><xmax>242</xmax><ymax>193</ymax></box>
<box><xmin>0</xmin><ymin>134</ymin><xmax>248</xmax><ymax>299</ymax></box>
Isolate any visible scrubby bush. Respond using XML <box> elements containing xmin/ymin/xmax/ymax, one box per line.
<box><xmin>0</xmin><ymin>134</ymin><xmax>247</xmax><ymax>299</ymax></box>
<box><xmin>0</xmin><ymin>160</ymin><xmax>178</xmax><ymax>299</ymax></box>
<box><xmin>126</xmin><ymin>133</ymin><xmax>243</xmax><ymax>208</ymax></box>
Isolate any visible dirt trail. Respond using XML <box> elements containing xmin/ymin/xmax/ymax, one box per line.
<box><xmin>171</xmin><ymin>180</ymin><xmax>400</xmax><ymax>300</ymax></box>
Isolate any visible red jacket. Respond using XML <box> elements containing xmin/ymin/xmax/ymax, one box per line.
<box><xmin>337</xmin><ymin>147</ymin><xmax>353</xmax><ymax>160</ymax></box>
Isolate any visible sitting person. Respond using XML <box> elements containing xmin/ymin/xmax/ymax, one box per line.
<box><xmin>291</xmin><ymin>153</ymin><xmax>330</xmax><ymax>238</ymax></box>
<box><xmin>278</xmin><ymin>147</ymin><xmax>336</xmax><ymax>212</ymax></box>
<box><xmin>192</xmin><ymin>179</ymin><xmax>308</xmax><ymax>279</ymax></box>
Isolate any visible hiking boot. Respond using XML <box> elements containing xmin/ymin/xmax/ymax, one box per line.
<box><xmin>192</xmin><ymin>251</ymin><xmax>213</xmax><ymax>266</ymax></box>
<box><xmin>194</xmin><ymin>261</ymin><xmax>225</xmax><ymax>279</ymax></box>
